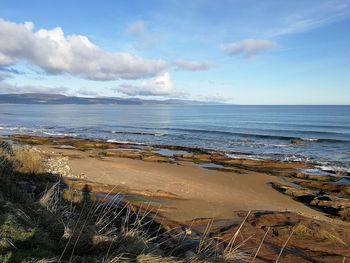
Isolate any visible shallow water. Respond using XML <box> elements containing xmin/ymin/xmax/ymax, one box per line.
<box><xmin>1</xmin><ymin>104</ymin><xmax>349</xmax><ymax>172</ymax></box>
<box><xmin>198</xmin><ymin>163</ymin><xmax>226</xmax><ymax>170</ymax></box>
<box><xmin>156</xmin><ymin>149</ymin><xmax>189</xmax><ymax>157</ymax></box>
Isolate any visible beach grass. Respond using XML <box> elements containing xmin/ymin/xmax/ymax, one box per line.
<box><xmin>0</xmin><ymin>145</ymin><xmax>250</xmax><ymax>263</ymax></box>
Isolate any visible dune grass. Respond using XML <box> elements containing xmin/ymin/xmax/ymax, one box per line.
<box><xmin>293</xmin><ymin>223</ymin><xmax>346</xmax><ymax>246</ymax></box>
<box><xmin>0</xmin><ymin>144</ymin><xmax>252</xmax><ymax>263</ymax></box>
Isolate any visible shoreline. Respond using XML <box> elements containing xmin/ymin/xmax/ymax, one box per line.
<box><xmin>2</xmin><ymin>134</ymin><xmax>350</xmax><ymax>261</ymax></box>
<box><xmin>5</xmin><ymin>133</ymin><xmax>348</xmax><ymax>221</ymax></box>
<box><xmin>2</xmin><ymin>130</ymin><xmax>349</xmax><ymax>175</ymax></box>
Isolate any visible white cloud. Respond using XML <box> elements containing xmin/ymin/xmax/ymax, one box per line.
<box><xmin>0</xmin><ymin>81</ymin><xmax>69</xmax><ymax>94</ymax></box>
<box><xmin>73</xmin><ymin>88</ymin><xmax>99</xmax><ymax>97</ymax></box>
<box><xmin>113</xmin><ymin>72</ymin><xmax>183</xmax><ymax>97</ymax></box>
<box><xmin>173</xmin><ymin>60</ymin><xmax>215</xmax><ymax>71</ymax></box>
<box><xmin>0</xmin><ymin>19</ymin><xmax>167</xmax><ymax>80</ymax></box>
<box><xmin>201</xmin><ymin>93</ymin><xmax>234</xmax><ymax>103</ymax></box>
<box><xmin>221</xmin><ymin>39</ymin><xmax>278</xmax><ymax>58</ymax></box>
<box><xmin>270</xmin><ymin>1</ymin><xmax>350</xmax><ymax>36</ymax></box>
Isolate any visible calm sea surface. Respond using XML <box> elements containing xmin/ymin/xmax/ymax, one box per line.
<box><xmin>1</xmin><ymin>104</ymin><xmax>349</xmax><ymax>172</ymax></box>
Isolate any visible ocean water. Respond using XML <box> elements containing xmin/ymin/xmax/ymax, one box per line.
<box><xmin>0</xmin><ymin>104</ymin><xmax>349</xmax><ymax>172</ymax></box>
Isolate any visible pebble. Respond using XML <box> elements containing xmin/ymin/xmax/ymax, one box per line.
<box><xmin>44</xmin><ymin>156</ymin><xmax>86</xmax><ymax>179</ymax></box>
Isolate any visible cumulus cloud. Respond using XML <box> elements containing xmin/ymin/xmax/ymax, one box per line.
<box><xmin>113</xmin><ymin>72</ymin><xmax>183</xmax><ymax>97</ymax></box>
<box><xmin>173</xmin><ymin>60</ymin><xmax>215</xmax><ymax>71</ymax></box>
<box><xmin>0</xmin><ymin>19</ymin><xmax>167</xmax><ymax>80</ymax></box>
<box><xmin>221</xmin><ymin>39</ymin><xmax>278</xmax><ymax>58</ymax></box>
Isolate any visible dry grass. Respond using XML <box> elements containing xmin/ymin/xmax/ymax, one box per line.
<box><xmin>339</xmin><ymin>209</ymin><xmax>350</xmax><ymax>221</ymax></box>
<box><xmin>136</xmin><ymin>254</ymin><xmax>183</xmax><ymax>263</ymax></box>
<box><xmin>293</xmin><ymin>223</ymin><xmax>346</xmax><ymax>246</ymax></box>
<box><xmin>1</xmin><ymin>147</ymin><xmax>44</xmax><ymax>174</ymax></box>
<box><xmin>0</xmin><ymin>149</ymin><xmax>10</xmax><ymax>166</ymax></box>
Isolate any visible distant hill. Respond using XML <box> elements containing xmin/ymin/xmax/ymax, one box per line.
<box><xmin>0</xmin><ymin>93</ymin><xmax>220</xmax><ymax>105</ymax></box>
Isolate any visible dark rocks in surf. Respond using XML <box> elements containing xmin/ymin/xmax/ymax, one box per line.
<box><xmin>291</xmin><ymin>138</ymin><xmax>303</xmax><ymax>145</ymax></box>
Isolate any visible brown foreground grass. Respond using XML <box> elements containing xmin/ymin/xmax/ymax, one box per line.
<box><xmin>0</xmin><ymin>143</ymin><xmax>253</xmax><ymax>262</ymax></box>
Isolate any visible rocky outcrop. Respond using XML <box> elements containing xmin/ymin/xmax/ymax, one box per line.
<box><xmin>271</xmin><ymin>182</ymin><xmax>316</xmax><ymax>202</ymax></box>
<box><xmin>271</xmin><ymin>182</ymin><xmax>350</xmax><ymax>219</ymax></box>
<box><xmin>210</xmin><ymin>153</ymin><xmax>306</xmax><ymax>174</ymax></box>
<box><xmin>296</xmin><ymin>180</ymin><xmax>350</xmax><ymax>195</ymax></box>
<box><xmin>292</xmin><ymin>172</ymin><xmax>340</xmax><ymax>182</ymax></box>
<box><xmin>104</xmin><ymin>150</ymin><xmax>142</xmax><ymax>159</ymax></box>
<box><xmin>9</xmin><ymin>135</ymin><xmax>350</xmax><ymax>222</ymax></box>
<box><xmin>310</xmin><ymin>195</ymin><xmax>350</xmax><ymax>216</ymax></box>
<box><xmin>142</xmin><ymin>155</ymin><xmax>171</xmax><ymax>163</ymax></box>
<box><xmin>188</xmin><ymin>211</ymin><xmax>350</xmax><ymax>262</ymax></box>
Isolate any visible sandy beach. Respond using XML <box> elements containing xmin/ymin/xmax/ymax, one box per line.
<box><xmin>38</xmin><ymin>144</ymin><xmax>327</xmax><ymax>222</ymax></box>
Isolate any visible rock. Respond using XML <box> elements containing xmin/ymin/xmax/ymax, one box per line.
<box><xmin>272</xmin><ymin>182</ymin><xmax>350</xmax><ymax>219</ymax></box>
<box><xmin>44</xmin><ymin>156</ymin><xmax>78</xmax><ymax>178</ymax></box>
<box><xmin>174</xmin><ymin>153</ymin><xmax>211</xmax><ymax>163</ymax></box>
<box><xmin>190</xmin><ymin>211</ymin><xmax>350</xmax><ymax>261</ymax></box>
<box><xmin>291</xmin><ymin>139</ymin><xmax>303</xmax><ymax>145</ymax></box>
<box><xmin>104</xmin><ymin>151</ymin><xmax>142</xmax><ymax>159</ymax></box>
<box><xmin>175</xmin><ymin>153</ymin><xmax>194</xmax><ymax>161</ymax></box>
<box><xmin>211</xmin><ymin>155</ymin><xmax>306</xmax><ymax>173</ymax></box>
<box><xmin>192</xmin><ymin>154</ymin><xmax>212</xmax><ymax>163</ymax></box>
<box><xmin>296</xmin><ymin>180</ymin><xmax>350</xmax><ymax>195</ymax></box>
<box><xmin>310</xmin><ymin>195</ymin><xmax>350</xmax><ymax>215</ymax></box>
<box><xmin>293</xmin><ymin>172</ymin><xmax>339</xmax><ymax>182</ymax></box>
<box><xmin>271</xmin><ymin>182</ymin><xmax>316</xmax><ymax>202</ymax></box>
<box><xmin>141</xmin><ymin>155</ymin><xmax>170</xmax><ymax>163</ymax></box>
<box><xmin>53</xmin><ymin>145</ymin><xmax>76</xmax><ymax>150</ymax></box>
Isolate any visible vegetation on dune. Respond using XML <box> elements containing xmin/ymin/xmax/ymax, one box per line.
<box><xmin>0</xmin><ymin>142</ymin><xmax>250</xmax><ymax>263</ymax></box>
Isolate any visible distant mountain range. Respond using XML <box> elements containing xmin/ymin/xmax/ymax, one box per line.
<box><xmin>0</xmin><ymin>93</ymin><xmax>221</xmax><ymax>105</ymax></box>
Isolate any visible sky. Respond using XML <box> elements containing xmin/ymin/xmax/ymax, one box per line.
<box><xmin>0</xmin><ymin>0</ymin><xmax>349</xmax><ymax>104</ymax></box>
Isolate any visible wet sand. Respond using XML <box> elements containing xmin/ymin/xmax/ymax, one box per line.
<box><xmin>38</xmin><ymin>145</ymin><xmax>327</xmax><ymax>222</ymax></box>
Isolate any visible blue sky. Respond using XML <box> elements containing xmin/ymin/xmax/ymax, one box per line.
<box><xmin>0</xmin><ymin>0</ymin><xmax>349</xmax><ymax>104</ymax></box>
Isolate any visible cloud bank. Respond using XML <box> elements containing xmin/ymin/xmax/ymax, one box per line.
<box><xmin>0</xmin><ymin>19</ymin><xmax>168</xmax><ymax>81</ymax></box>
<box><xmin>0</xmin><ymin>81</ymin><xmax>69</xmax><ymax>94</ymax></box>
<box><xmin>222</xmin><ymin>39</ymin><xmax>277</xmax><ymax>58</ymax></box>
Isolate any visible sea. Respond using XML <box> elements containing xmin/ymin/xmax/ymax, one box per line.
<box><xmin>1</xmin><ymin>104</ymin><xmax>349</xmax><ymax>173</ymax></box>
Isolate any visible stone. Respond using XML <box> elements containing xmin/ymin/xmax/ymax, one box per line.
<box><xmin>271</xmin><ymin>182</ymin><xmax>316</xmax><ymax>203</ymax></box>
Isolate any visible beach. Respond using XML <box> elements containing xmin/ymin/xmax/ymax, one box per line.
<box><xmin>2</xmin><ymin>134</ymin><xmax>350</xmax><ymax>262</ymax></box>
<box><xmin>37</xmin><ymin>144</ymin><xmax>327</xmax><ymax>222</ymax></box>
<box><xmin>1</xmin><ymin>2</ymin><xmax>349</xmax><ymax>260</ymax></box>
